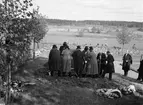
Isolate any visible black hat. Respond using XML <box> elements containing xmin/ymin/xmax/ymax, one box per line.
<box><xmin>77</xmin><ymin>45</ymin><xmax>81</xmax><ymax>49</ymax></box>
<box><xmin>52</xmin><ymin>44</ymin><xmax>57</xmax><ymax>48</ymax></box>
<box><xmin>107</xmin><ymin>51</ymin><xmax>110</xmax><ymax>54</ymax></box>
<box><xmin>84</xmin><ymin>46</ymin><xmax>88</xmax><ymax>51</ymax></box>
<box><xmin>63</xmin><ymin>42</ymin><xmax>67</xmax><ymax>46</ymax></box>
<box><xmin>89</xmin><ymin>46</ymin><xmax>93</xmax><ymax>50</ymax></box>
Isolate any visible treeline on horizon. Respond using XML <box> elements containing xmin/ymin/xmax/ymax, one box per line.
<box><xmin>46</xmin><ymin>19</ymin><xmax>143</xmax><ymax>28</ymax></box>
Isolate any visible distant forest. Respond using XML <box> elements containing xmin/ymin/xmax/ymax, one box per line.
<box><xmin>46</xmin><ymin>19</ymin><xmax>143</xmax><ymax>28</ymax></box>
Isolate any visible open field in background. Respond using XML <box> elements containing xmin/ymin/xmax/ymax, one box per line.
<box><xmin>42</xmin><ymin>32</ymin><xmax>143</xmax><ymax>49</ymax></box>
<box><xmin>47</xmin><ymin>25</ymin><xmax>143</xmax><ymax>48</ymax></box>
<box><xmin>31</xmin><ymin>25</ymin><xmax>143</xmax><ymax>78</ymax></box>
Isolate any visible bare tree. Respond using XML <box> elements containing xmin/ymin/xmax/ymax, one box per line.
<box><xmin>116</xmin><ymin>27</ymin><xmax>132</xmax><ymax>54</ymax></box>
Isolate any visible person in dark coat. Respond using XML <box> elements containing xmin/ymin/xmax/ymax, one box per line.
<box><xmin>72</xmin><ymin>46</ymin><xmax>83</xmax><ymax>77</ymax></box>
<box><xmin>102</xmin><ymin>51</ymin><xmax>114</xmax><ymax>80</ymax></box>
<box><xmin>137</xmin><ymin>54</ymin><xmax>143</xmax><ymax>81</ymax></box>
<box><xmin>48</xmin><ymin>45</ymin><xmax>61</xmax><ymax>76</ymax></box>
<box><xmin>122</xmin><ymin>50</ymin><xmax>132</xmax><ymax>76</ymax></box>
<box><xmin>59</xmin><ymin>42</ymin><xmax>68</xmax><ymax>55</ymax></box>
<box><xmin>97</xmin><ymin>52</ymin><xmax>106</xmax><ymax>76</ymax></box>
<box><xmin>81</xmin><ymin>46</ymin><xmax>89</xmax><ymax>77</ymax></box>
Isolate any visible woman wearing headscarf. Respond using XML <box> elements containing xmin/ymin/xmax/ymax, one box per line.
<box><xmin>61</xmin><ymin>45</ymin><xmax>72</xmax><ymax>76</ymax></box>
<box><xmin>86</xmin><ymin>46</ymin><xmax>98</xmax><ymax>78</ymax></box>
<box><xmin>48</xmin><ymin>45</ymin><xmax>61</xmax><ymax>76</ymax></box>
<box><xmin>137</xmin><ymin>54</ymin><xmax>143</xmax><ymax>81</ymax></box>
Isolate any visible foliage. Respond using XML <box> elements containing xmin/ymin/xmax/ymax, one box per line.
<box><xmin>116</xmin><ymin>27</ymin><xmax>132</xmax><ymax>45</ymax></box>
<box><xmin>76</xmin><ymin>29</ymin><xmax>84</xmax><ymax>37</ymax></box>
<box><xmin>91</xmin><ymin>26</ymin><xmax>100</xmax><ymax>33</ymax></box>
<box><xmin>28</xmin><ymin>8</ymin><xmax>48</xmax><ymax>59</ymax></box>
<box><xmin>0</xmin><ymin>0</ymin><xmax>34</xmax><ymax>75</ymax></box>
<box><xmin>46</xmin><ymin>19</ymin><xmax>143</xmax><ymax>28</ymax></box>
<box><xmin>0</xmin><ymin>0</ymin><xmax>36</xmax><ymax>104</ymax></box>
<box><xmin>91</xmin><ymin>26</ymin><xmax>96</xmax><ymax>33</ymax></box>
<box><xmin>29</xmin><ymin>8</ymin><xmax>48</xmax><ymax>43</ymax></box>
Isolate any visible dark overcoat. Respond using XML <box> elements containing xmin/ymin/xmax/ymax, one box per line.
<box><xmin>97</xmin><ymin>52</ymin><xmax>106</xmax><ymax>73</ymax></box>
<box><xmin>106</xmin><ymin>54</ymin><xmax>114</xmax><ymax>73</ymax></box>
<box><xmin>72</xmin><ymin>49</ymin><xmax>83</xmax><ymax>75</ymax></box>
<box><xmin>122</xmin><ymin>53</ymin><xmax>132</xmax><ymax>72</ymax></box>
<box><xmin>138</xmin><ymin>60</ymin><xmax>143</xmax><ymax>78</ymax></box>
<box><xmin>48</xmin><ymin>48</ymin><xmax>61</xmax><ymax>71</ymax></box>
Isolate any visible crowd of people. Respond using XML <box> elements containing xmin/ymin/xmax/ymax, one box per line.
<box><xmin>47</xmin><ymin>42</ymin><xmax>143</xmax><ymax>81</ymax></box>
<box><xmin>48</xmin><ymin>42</ymin><xmax>114</xmax><ymax>80</ymax></box>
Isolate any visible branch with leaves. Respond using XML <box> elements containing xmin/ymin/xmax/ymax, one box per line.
<box><xmin>116</xmin><ymin>27</ymin><xmax>133</xmax><ymax>54</ymax></box>
<box><xmin>0</xmin><ymin>0</ymin><xmax>37</xmax><ymax>104</ymax></box>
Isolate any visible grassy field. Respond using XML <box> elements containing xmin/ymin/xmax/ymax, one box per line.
<box><xmin>43</xmin><ymin>25</ymin><xmax>143</xmax><ymax>50</ymax></box>
<box><xmin>10</xmin><ymin>57</ymin><xmax>143</xmax><ymax>105</ymax></box>
<box><xmin>39</xmin><ymin>27</ymin><xmax>143</xmax><ymax>55</ymax></box>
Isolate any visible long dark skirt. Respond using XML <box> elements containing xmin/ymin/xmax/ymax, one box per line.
<box><xmin>122</xmin><ymin>62</ymin><xmax>130</xmax><ymax>72</ymax></box>
<box><xmin>106</xmin><ymin>63</ymin><xmax>114</xmax><ymax>73</ymax></box>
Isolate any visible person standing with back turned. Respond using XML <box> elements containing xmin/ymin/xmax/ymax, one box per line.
<box><xmin>72</xmin><ymin>46</ymin><xmax>83</xmax><ymax>77</ymax></box>
<box><xmin>61</xmin><ymin>45</ymin><xmax>72</xmax><ymax>76</ymax></box>
<box><xmin>87</xmin><ymin>46</ymin><xmax>98</xmax><ymax>78</ymax></box>
<box><xmin>48</xmin><ymin>45</ymin><xmax>61</xmax><ymax>76</ymax></box>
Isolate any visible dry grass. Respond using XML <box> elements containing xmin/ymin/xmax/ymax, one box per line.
<box><xmin>9</xmin><ymin>57</ymin><xmax>143</xmax><ymax>105</ymax></box>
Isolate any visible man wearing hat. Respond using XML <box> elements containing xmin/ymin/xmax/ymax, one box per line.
<box><xmin>72</xmin><ymin>45</ymin><xmax>83</xmax><ymax>77</ymax></box>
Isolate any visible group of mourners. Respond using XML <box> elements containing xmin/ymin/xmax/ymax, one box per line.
<box><xmin>48</xmin><ymin>42</ymin><xmax>143</xmax><ymax>81</ymax></box>
<box><xmin>48</xmin><ymin>42</ymin><xmax>114</xmax><ymax>80</ymax></box>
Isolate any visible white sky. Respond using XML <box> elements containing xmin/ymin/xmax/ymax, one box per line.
<box><xmin>1</xmin><ymin>0</ymin><xmax>143</xmax><ymax>22</ymax></box>
<box><xmin>33</xmin><ymin>0</ymin><xmax>143</xmax><ymax>22</ymax></box>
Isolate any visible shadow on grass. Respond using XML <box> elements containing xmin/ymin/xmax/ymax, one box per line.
<box><xmin>114</xmin><ymin>73</ymin><xmax>142</xmax><ymax>85</ymax></box>
<box><xmin>11</xmin><ymin>57</ymin><xmax>61</xmax><ymax>105</ymax></box>
<box><xmin>11</xmin><ymin>57</ymin><xmax>143</xmax><ymax>105</ymax></box>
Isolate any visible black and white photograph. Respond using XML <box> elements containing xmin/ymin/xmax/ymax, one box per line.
<box><xmin>0</xmin><ymin>0</ymin><xmax>143</xmax><ymax>105</ymax></box>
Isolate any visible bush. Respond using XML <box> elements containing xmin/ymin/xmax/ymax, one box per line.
<box><xmin>76</xmin><ymin>30</ymin><xmax>84</xmax><ymax>37</ymax></box>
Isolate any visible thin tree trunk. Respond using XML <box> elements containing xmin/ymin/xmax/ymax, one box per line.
<box><xmin>5</xmin><ymin>69</ymin><xmax>9</xmax><ymax>105</ymax></box>
<box><xmin>33</xmin><ymin>38</ymin><xmax>36</xmax><ymax>59</ymax></box>
<box><xmin>6</xmin><ymin>59</ymin><xmax>11</xmax><ymax>105</ymax></box>
<box><xmin>37</xmin><ymin>42</ymin><xmax>39</xmax><ymax>49</ymax></box>
<box><xmin>122</xmin><ymin>44</ymin><xmax>124</xmax><ymax>55</ymax></box>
